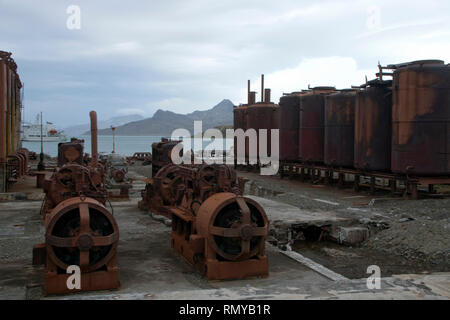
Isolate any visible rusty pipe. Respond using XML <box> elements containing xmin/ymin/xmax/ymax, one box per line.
<box><xmin>261</xmin><ymin>74</ymin><xmax>264</xmax><ymax>103</ymax></box>
<box><xmin>248</xmin><ymin>80</ymin><xmax>251</xmax><ymax>105</ymax></box>
<box><xmin>0</xmin><ymin>60</ymin><xmax>6</xmax><ymax>164</ymax></box>
<box><xmin>264</xmin><ymin>88</ymin><xmax>271</xmax><ymax>103</ymax></box>
<box><xmin>89</xmin><ymin>111</ymin><xmax>98</xmax><ymax>167</ymax></box>
<box><xmin>249</xmin><ymin>91</ymin><xmax>256</xmax><ymax>105</ymax></box>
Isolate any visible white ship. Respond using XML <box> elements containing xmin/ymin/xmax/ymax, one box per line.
<box><xmin>21</xmin><ymin>114</ymin><xmax>68</xmax><ymax>142</ymax></box>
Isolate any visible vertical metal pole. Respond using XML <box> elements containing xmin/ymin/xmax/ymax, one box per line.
<box><xmin>90</xmin><ymin>111</ymin><xmax>98</xmax><ymax>167</ymax></box>
<box><xmin>261</xmin><ymin>74</ymin><xmax>264</xmax><ymax>103</ymax></box>
<box><xmin>247</xmin><ymin>80</ymin><xmax>250</xmax><ymax>105</ymax></box>
<box><xmin>38</xmin><ymin>112</ymin><xmax>45</xmax><ymax>171</ymax></box>
<box><xmin>40</xmin><ymin>112</ymin><xmax>43</xmax><ymax>154</ymax></box>
<box><xmin>111</xmin><ymin>126</ymin><xmax>116</xmax><ymax>153</ymax></box>
<box><xmin>0</xmin><ymin>60</ymin><xmax>6</xmax><ymax>192</ymax></box>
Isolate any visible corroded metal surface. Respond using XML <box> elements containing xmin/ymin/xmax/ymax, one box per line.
<box><xmin>57</xmin><ymin>141</ymin><xmax>84</xmax><ymax>167</ymax></box>
<box><xmin>151</xmin><ymin>138</ymin><xmax>182</xmax><ymax>176</ymax></box>
<box><xmin>43</xmin><ymin>197</ymin><xmax>119</xmax><ymax>295</ymax></box>
<box><xmin>355</xmin><ymin>80</ymin><xmax>392</xmax><ymax>171</ymax></box>
<box><xmin>298</xmin><ymin>87</ymin><xmax>336</xmax><ymax>163</ymax></box>
<box><xmin>324</xmin><ymin>90</ymin><xmax>358</xmax><ymax>167</ymax></box>
<box><xmin>0</xmin><ymin>51</ymin><xmax>23</xmax><ymax>192</ymax></box>
<box><xmin>246</xmin><ymin>102</ymin><xmax>279</xmax><ymax>162</ymax></box>
<box><xmin>35</xmin><ymin>111</ymin><xmax>119</xmax><ymax>295</ymax></box>
<box><xmin>140</xmin><ymin>163</ymin><xmax>268</xmax><ymax>280</ymax></box>
<box><xmin>391</xmin><ymin>60</ymin><xmax>450</xmax><ymax>175</ymax></box>
<box><xmin>279</xmin><ymin>94</ymin><xmax>301</xmax><ymax>162</ymax></box>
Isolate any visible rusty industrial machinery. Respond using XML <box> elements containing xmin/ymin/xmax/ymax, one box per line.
<box><xmin>57</xmin><ymin>138</ymin><xmax>84</xmax><ymax>167</ymax></box>
<box><xmin>151</xmin><ymin>138</ymin><xmax>182</xmax><ymax>176</ymax></box>
<box><xmin>141</xmin><ymin>163</ymin><xmax>269</xmax><ymax>280</ymax></box>
<box><xmin>101</xmin><ymin>153</ymin><xmax>131</xmax><ymax>200</ymax></box>
<box><xmin>33</xmin><ymin>111</ymin><xmax>119</xmax><ymax>295</ymax></box>
<box><xmin>127</xmin><ymin>152</ymin><xmax>152</xmax><ymax>165</ymax></box>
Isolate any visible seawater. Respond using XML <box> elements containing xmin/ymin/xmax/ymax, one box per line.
<box><xmin>22</xmin><ymin>135</ymin><xmax>234</xmax><ymax>157</ymax></box>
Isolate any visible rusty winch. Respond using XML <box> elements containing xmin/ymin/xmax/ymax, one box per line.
<box><xmin>141</xmin><ymin>163</ymin><xmax>269</xmax><ymax>280</ymax></box>
<box><xmin>33</xmin><ymin>111</ymin><xmax>120</xmax><ymax>295</ymax></box>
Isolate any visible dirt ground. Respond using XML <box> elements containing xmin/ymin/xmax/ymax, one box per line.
<box><xmin>236</xmin><ymin>171</ymin><xmax>450</xmax><ymax>278</ymax></box>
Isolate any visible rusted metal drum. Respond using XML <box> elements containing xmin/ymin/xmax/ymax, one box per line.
<box><xmin>196</xmin><ymin>192</ymin><xmax>268</xmax><ymax>262</ymax></box>
<box><xmin>392</xmin><ymin>60</ymin><xmax>450</xmax><ymax>175</ymax></box>
<box><xmin>324</xmin><ymin>90</ymin><xmax>357</xmax><ymax>167</ymax></box>
<box><xmin>355</xmin><ymin>81</ymin><xmax>392</xmax><ymax>171</ymax></box>
<box><xmin>45</xmin><ymin>197</ymin><xmax>119</xmax><ymax>272</ymax></box>
<box><xmin>246</xmin><ymin>102</ymin><xmax>279</xmax><ymax>163</ymax></box>
<box><xmin>279</xmin><ymin>94</ymin><xmax>301</xmax><ymax>162</ymax></box>
<box><xmin>299</xmin><ymin>87</ymin><xmax>335</xmax><ymax>163</ymax></box>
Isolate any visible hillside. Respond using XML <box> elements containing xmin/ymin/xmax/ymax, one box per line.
<box><xmin>95</xmin><ymin>99</ymin><xmax>234</xmax><ymax>136</ymax></box>
<box><xmin>65</xmin><ymin>114</ymin><xmax>144</xmax><ymax>137</ymax></box>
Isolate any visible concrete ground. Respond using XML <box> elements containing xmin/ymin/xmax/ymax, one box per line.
<box><xmin>0</xmin><ymin>197</ymin><xmax>448</xmax><ymax>300</ymax></box>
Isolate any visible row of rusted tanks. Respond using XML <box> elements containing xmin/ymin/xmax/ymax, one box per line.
<box><xmin>234</xmin><ymin>60</ymin><xmax>450</xmax><ymax>176</ymax></box>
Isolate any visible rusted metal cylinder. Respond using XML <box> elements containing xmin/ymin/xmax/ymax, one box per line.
<box><xmin>0</xmin><ymin>60</ymin><xmax>6</xmax><ymax>167</ymax></box>
<box><xmin>298</xmin><ymin>87</ymin><xmax>335</xmax><ymax>163</ymax></box>
<box><xmin>264</xmin><ymin>88</ymin><xmax>271</xmax><ymax>103</ymax></box>
<box><xmin>391</xmin><ymin>60</ymin><xmax>450</xmax><ymax>175</ymax></box>
<box><xmin>261</xmin><ymin>74</ymin><xmax>264</xmax><ymax>102</ymax></box>
<box><xmin>246</xmin><ymin>102</ymin><xmax>279</xmax><ymax>162</ymax></box>
<box><xmin>43</xmin><ymin>197</ymin><xmax>119</xmax><ymax>294</ymax></box>
<box><xmin>354</xmin><ymin>81</ymin><xmax>392</xmax><ymax>171</ymax></box>
<box><xmin>196</xmin><ymin>192</ymin><xmax>268</xmax><ymax>262</ymax></box>
<box><xmin>279</xmin><ymin>93</ymin><xmax>302</xmax><ymax>162</ymax></box>
<box><xmin>324</xmin><ymin>90</ymin><xmax>357</xmax><ymax>167</ymax></box>
<box><xmin>89</xmin><ymin>111</ymin><xmax>98</xmax><ymax>167</ymax></box>
<box><xmin>248</xmin><ymin>91</ymin><xmax>256</xmax><ymax>105</ymax></box>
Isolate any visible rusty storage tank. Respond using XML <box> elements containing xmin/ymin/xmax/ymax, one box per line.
<box><xmin>246</xmin><ymin>98</ymin><xmax>279</xmax><ymax>163</ymax></box>
<box><xmin>298</xmin><ymin>87</ymin><xmax>336</xmax><ymax>163</ymax></box>
<box><xmin>245</xmin><ymin>75</ymin><xmax>279</xmax><ymax>164</ymax></box>
<box><xmin>324</xmin><ymin>89</ymin><xmax>358</xmax><ymax>167</ymax></box>
<box><xmin>391</xmin><ymin>60</ymin><xmax>450</xmax><ymax>175</ymax></box>
<box><xmin>233</xmin><ymin>87</ymin><xmax>255</xmax><ymax>164</ymax></box>
<box><xmin>279</xmin><ymin>92</ymin><xmax>304</xmax><ymax>162</ymax></box>
<box><xmin>354</xmin><ymin>80</ymin><xmax>392</xmax><ymax>171</ymax></box>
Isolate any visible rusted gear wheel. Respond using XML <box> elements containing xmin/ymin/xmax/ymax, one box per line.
<box><xmin>45</xmin><ymin>197</ymin><xmax>119</xmax><ymax>272</ymax></box>
<box><xmin>197</xmin><ymin>192</ymin><xmax>268</xmax><ymax>262</ymax></box>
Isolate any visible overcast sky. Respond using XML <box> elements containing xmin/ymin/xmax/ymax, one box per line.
<box><xmin>1</xmin><ymin>0</ymin><xmax>449</xmax><ymax>127</ymax></box>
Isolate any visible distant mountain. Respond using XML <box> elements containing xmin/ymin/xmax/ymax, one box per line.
<box><xmin>95</xmin><ymin>99</ymin><xmax>234</xmax><ymax>136</ymax></box>
<box><xmin>64</xmin><ymin>114</ymin><xmax>144</xmax><ymax>137</ymax></box>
